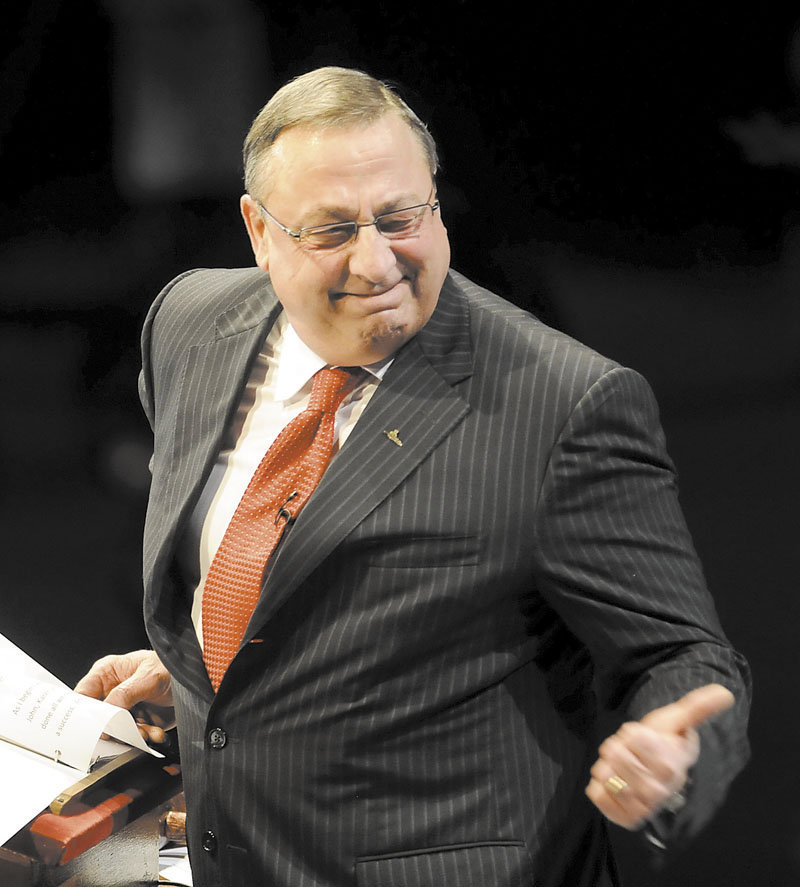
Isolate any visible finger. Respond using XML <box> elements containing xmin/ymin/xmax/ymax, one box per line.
<box><xmin>593</xmin><ymin>733</ymin><xmax>662</xmax><ymax>792</ymax></box>
<box><xmin>642</xmin><ymin>683</ymin><xmax>735</xmax><ymax>736</ymax></box>
<box><xmin>103</xmin><ymin>677</ymin><xmax>154</xmax><ymax>712</ymax></box>
<box><xmin>591</xmin><ymin>735</ymin><xmax>677</xmax><ymax>813</ymax></box>
<box><xmin>613</xmin><ymin>720</ymin><xmax>700</xmax><ymax>786</ymax></box>
<box><xmin>585</xmin><ymin>775</ymin><xmax>650</xmax><ymax>830</ymax></box>
<box><xmin>75</xmin><ymin>653</ymin><xmax>130</xmax><ymax>698</ymax></box>
<box><xmin>136</xmin><ymin>722</ymin><xmax>167</xmax><ymax>745</ymax></box>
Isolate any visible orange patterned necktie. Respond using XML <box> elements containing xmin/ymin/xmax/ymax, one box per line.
<box><xmin>202</xmin><ymin>367</ymin><xmax>357</xmax><ymax>691</ymax></box>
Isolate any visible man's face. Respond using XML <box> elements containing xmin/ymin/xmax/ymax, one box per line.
<box><xmin>241</xmin><ymin>114</ymin><xmax>450</xmax><ymax>366</ymax></box>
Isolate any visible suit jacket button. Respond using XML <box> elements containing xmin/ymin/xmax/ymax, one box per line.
<box><xmin>201</xmin><ymin>830</ymin><xmax>217</xmax><ymax>854</ymax></box>
<box><xmin>208</xmin><ymin>727</ymin><xmax>227</xmax><ymax>749</ymax></box>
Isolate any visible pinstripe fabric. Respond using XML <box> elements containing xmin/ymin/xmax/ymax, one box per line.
<box><xmin>139</xmin><ymin>267</ymin><xmax>750</xmax><ymax>887</ymax></box>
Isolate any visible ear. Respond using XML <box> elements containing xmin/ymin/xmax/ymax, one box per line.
<box><xmin>240</xmin><ymin>194</ymin><xmax>270</xmax><ymax>272</ymax></box>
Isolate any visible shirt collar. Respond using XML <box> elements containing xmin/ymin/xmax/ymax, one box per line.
<box><xmin>271</xmin><ymin>312</ymin><xmax>394</xmax><ymax>402</ymax></box>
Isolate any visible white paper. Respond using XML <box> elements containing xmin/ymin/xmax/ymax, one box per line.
<box><xmin>0</xmin><ymin>633</ymin><xmax>162</xmax><ymax>847</ymax></box>
<box><xmin>0</xmin><ymin>676</ymin><xmax>155</xmax><ymax>772</ymax></box>
<box><xmin>159</xmin><ymin>845</ymin><xmax>194</xmax><ymax>885</ymax></box>
<box><xmin>0</xmin><ymin>742</ymin><xmax>78</xmax><ymax>845</ymax></box>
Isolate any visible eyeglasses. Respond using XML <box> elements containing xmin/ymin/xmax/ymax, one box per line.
<box><xmin>257</xmin><ymin>190</ymin><xmax>440</xmax><ymax>250</ymax></box>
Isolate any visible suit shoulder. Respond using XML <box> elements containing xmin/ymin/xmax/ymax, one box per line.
<box><xmin>149</xmin><ymin>267</ymin><xmax>270</xmax><ymax>331</ymax></box>
<box><xmin>141</xmin><ymin>267</ymin><xmax>276</xmax><ymax>391</ymax></box>
<box><xmin>445</xmin><ymin>271</ymin><xmax>662</xmax><ymax>450</ymax></box>
<box><xmin>143</xmin><ymin>267</ymin><xmax>276</xmax><ymax>359</ymax></box>
<box><xmin>447</xmin><ymin>269</ymin><xmax>620</xmax><ymax>386</ymax></box>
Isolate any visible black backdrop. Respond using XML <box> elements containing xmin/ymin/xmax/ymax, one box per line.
<box><xmin>2</xmin><ymin>3</ymin><xmax>799</xmax><ymax>883</ymax></box>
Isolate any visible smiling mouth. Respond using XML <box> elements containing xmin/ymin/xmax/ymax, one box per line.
<box><xmin>334</xmin><ymin>280</ymin><xmax>408</xmax><ymax>306</ymax></box>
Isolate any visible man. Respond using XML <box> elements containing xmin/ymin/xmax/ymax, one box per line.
<box><xmin>76</xmin><ymin>67</ymin><xmax>750</xmax><ymax>886</ymax></box>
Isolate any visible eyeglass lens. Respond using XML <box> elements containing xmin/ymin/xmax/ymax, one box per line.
<box><xmin>304</xmin><ymin>204</ymin><xmax>433</xmax><ymax>248</ymax></box>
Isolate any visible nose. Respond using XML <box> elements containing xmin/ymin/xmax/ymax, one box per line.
<box><xmin>346</xmin><ymin>223</ymin><xmax>398</xmax><ymax>285</ymax></box>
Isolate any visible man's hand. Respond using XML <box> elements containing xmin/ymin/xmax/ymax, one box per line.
<box><xmin>585</xmin><ymin>683</ymin><xmax>735</xmax><ymax>829</ymax></box>
<box><xmin>74</xmin><ymin>650</ymin><xmax>174</xmax><ymax>745</ymax></box>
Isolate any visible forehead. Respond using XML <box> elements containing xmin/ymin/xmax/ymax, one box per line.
<box><xmin>261</xmin><ymin>115</ymin><xmax>432</xmax><ymax>207</ymax></box>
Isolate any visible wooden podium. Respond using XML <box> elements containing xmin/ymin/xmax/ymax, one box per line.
<box><xmin>0</xmin><ymin>750</ymin><xmax>183</xmax><ymax>886</ymax></box>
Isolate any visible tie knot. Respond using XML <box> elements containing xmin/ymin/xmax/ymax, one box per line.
<box><xmin>307</xmin><ymin>367</ymin><xmax>356</xmax><ymax>413</ymax></box>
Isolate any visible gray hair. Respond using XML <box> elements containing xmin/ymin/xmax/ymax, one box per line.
<box><xmin>243</xmin><ymin>66</ymin><xmax>438</xmax><ymax>198</ymax></box>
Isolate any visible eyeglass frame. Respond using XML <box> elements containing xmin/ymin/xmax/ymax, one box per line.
<box><xmin>255</xmin><ymin>187</ymin><xmax>440</xmax><ymax>250</ymax></box>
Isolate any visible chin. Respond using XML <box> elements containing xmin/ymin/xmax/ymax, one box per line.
<box><xmin>362</xmin><ymin>316</ymin><xmax>415</xmax><ymax>359</ymax></box>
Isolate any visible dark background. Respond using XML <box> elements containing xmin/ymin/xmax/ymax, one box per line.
<box><xmin>2</xmin><ymin>2</ymin><xmax>798</xmax><ymax>883</ymax></box>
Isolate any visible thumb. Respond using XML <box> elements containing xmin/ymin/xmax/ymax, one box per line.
<box><xmin>73</xmin><ymin>672</ymin><xmax>105</xmax><ymax>700</ymax></box>
<box><xmin>642</xmin><ymin>683</ymin><xmax>735</xmax><ymax>736</ymax></box>
<box><xmin>102</xmin><ymin>675</ymin><xmax>152</xmax><ymax>712</ymax></box>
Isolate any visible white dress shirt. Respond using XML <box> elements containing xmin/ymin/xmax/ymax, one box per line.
<box><xmin>181</xmin><ymin>311</ymin><xmax>391</xmax><ymax>645</ymax></box>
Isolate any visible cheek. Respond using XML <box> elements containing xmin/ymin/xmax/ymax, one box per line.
<box><xmin>299</xmin><ymin>250</ymin><xmax>350</xmax><ymax>291</ymax></box>
<box><xmin>401</xmin><ymin>223</ymin><xmax>450</xmax><ymax>273</ymax></box>
<box><xmin>405</xmin><ymin>238</ymin><xmax>450</xmax><ymax>304</ymax></box>
<box><xmin>275</xmin><ymin>252</ymin><xmax>337</xmax><ymax>299</ymax></box>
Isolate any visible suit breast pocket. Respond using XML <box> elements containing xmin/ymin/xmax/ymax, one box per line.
<box><xmin>356</xmin><ymin>842</ymin><xmax>532</xmax><ymax>887</ymax></box>
<box><xmin>362</xmin><ymin>534</ymin><xmax>483</xmax><ymax>569</ymax></box>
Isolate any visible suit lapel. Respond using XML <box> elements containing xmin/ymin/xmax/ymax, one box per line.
<box><xmin>244</xmin><ymin>275</ymin><xmax>474</xmax><ymax>638</ymax></box>
<box><xmin>147</xmin><ymin>284</ymin><xmax>280</xmax><ymax>695</ymax></box>
<box><xmin>159</xmin><ymin>289</ymin><xmax>280</xmax><ymax>540</ymax></box>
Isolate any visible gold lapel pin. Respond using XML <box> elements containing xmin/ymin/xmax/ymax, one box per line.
<box><xmin>383</xmin><ymin>429</ymin><xmax>403</xmax><ymax>447</ymax></box>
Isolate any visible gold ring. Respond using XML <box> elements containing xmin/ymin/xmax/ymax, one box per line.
<box><xmin>605</xmin><ymin>775</ymin><xmax>628</xmax><ymax>796</ymax></box>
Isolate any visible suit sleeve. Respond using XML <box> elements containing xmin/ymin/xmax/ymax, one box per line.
<box><xmin>531</xmin><ymin>364</ymin><xmax>751</xmax><ymax>848</ymax></box>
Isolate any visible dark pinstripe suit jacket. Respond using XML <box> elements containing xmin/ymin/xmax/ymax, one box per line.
<box><xmin>139</xmin><ymin>267</ymin><xmax>750</xmax><ymax>887</ymax></box>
